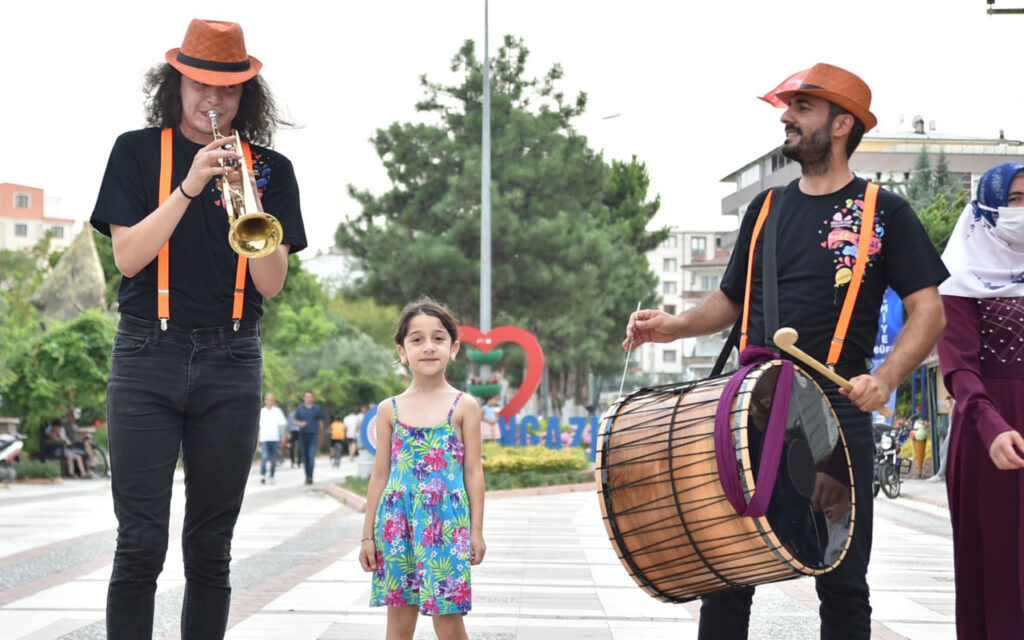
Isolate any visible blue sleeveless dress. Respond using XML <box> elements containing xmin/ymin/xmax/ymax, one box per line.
<box><xmin>369</xmin><ymin>393</ymin><xmax>472</xmax><ymax>615</ymax></box>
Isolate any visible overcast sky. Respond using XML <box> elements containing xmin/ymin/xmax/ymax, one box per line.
<box><xmin>3</xmin><ymin>0</ymin><xmax>1023</xmax><ymax>254</ymax></box>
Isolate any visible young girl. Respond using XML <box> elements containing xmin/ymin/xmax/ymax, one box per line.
<box><xmin>360</xmin><ymin>297</ymin><xmax>486</xmax><ymax>640</ymax></box>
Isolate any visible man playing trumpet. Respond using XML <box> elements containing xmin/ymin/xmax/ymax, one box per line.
<box><xmin>624</xmin><ymin>63</ymin><xmax>948</xmax><ymax>639</ymax></box>
<box><xmin>90</xmin><ymin>18</ymin><xmax>306</xmax><ymax>640</ymax></box>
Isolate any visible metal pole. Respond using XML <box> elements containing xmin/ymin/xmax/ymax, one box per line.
<box><xmin>480</xmin><ymin>0</ymin><xmax>492</xmax><ymax>334</ymax></box>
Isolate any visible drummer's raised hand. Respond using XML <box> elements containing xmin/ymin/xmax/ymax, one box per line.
<box><xmin>622</xmin><ymin>309</ymin><xmax>681</xmax><ymax>349</ymax></box>
<box><xmin>841</xmin><ymin>373</ymin><xmax>892</xmax><ymax>413</ymax></box>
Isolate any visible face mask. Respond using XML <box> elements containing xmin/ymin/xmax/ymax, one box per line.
<box><xmin>992</xmin><ymin>206</ymin><xmax>1024</xmax><ymax>250</ymax></box>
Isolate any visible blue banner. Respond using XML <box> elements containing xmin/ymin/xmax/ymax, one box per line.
<box><xmin>871</xmin><ymin>287</ymin><xmax>903</xmax><ymax>424</ymax></box>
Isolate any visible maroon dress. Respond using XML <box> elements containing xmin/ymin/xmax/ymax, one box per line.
<box><xmin>937</xmin><ymin>295</ymin><xmax>1024</xmax><ymax>639</ymax></box>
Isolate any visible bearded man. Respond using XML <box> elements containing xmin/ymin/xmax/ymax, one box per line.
<box><xmin>624</xmin><ymin>63</ymin><xmax>949</xmax><ymax>639</ymax></box>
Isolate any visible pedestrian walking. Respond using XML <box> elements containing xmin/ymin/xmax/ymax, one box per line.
<box><xmin>293</xmin><ymin>391</ymin><xmax>324</xmax><ymax>485</ymax></box>
<box><xmin>259</xmin><ymin>393</ymin><xmax>287</xmax><ymax>483</ymax></box>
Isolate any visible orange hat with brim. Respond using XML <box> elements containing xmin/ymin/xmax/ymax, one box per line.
<box><xmin>165</xmin><ymin>19</ymin><xmax>262</xmax><ymax>86</ymax></box>
<box><xmin>773</xmin><ymin>63</ymin><xmax>877</xmax><ymax>132</ymax></box>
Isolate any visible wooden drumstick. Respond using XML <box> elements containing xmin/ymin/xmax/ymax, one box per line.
<box><xmin>772</xmin><ymin>327</ymin><xmax>893</xmax><ymax>418</ymax></box>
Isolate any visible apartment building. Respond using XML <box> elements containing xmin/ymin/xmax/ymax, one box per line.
<box><xmin>0</xmin><ymin>183</ymin><xmax>75</xmax><ymax>251</ymax></box>
<box><xmin>721</xmin><ymin>118</ymin><xmax>1024</xmax><ymax>218</ymax></box>
<box><xmin>638</xmin><ymin>228</ymin><xmax>734</xmax><ymax>384</ymax></box>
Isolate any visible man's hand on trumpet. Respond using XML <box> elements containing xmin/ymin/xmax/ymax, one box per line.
<box><xmin>181</xmin><ymin>137</ymin><xmax>241</xmax><ymax>200</ymax></box>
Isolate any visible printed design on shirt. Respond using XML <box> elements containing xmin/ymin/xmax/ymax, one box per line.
<box><xmin>212</xmin><ymin>151</ymin><xmax>271</xmax><ymax>208</ymax></box>
<box><xmin>251</xmin><ymin>151</ymin><xmax>271</xmax><ymax>200</ymax></box>
<box><xmin>818</xmin><ymin>193</ymin><xmax>885</xmax><ymax>288</ymax></box>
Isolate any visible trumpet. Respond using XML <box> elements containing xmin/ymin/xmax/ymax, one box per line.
<box><xmin>208</xmin><ymin>110</ymin><xmax>284</xmax><ymax>259</ymax></box>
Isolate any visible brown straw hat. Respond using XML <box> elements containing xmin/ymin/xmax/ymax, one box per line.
<box><xmin>774</xmin><ymin>63</ymin><xmax>877</xmax><ymax>132</ymax></box>
<box><xmin>165</xmin><ymin>19</ymin><xmax>262</xmax><ymax>86</ymax></box>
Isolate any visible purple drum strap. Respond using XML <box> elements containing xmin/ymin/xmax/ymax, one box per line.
<box><xmin>714</xmin><ymin>348</ymin><xmax>794</xmax><ymax>518</ymax></box>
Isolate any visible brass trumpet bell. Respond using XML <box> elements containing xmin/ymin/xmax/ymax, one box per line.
<box><xmin>208</xmin><ymin>110</ymin><xmax>284</xmax><ymax>259</ymax></box>
<box><xmin>230</xmin><ymin>212</ymin><xmax>284</xmax><ymax>259</ymax></box>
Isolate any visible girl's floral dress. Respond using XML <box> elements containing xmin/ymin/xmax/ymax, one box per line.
<box><xmin>370</xmin><ymin>393</ymin><xmax>472</xmax><ymax>615</ymax></box>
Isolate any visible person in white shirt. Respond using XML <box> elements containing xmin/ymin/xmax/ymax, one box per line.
<box><xmin>343</xmin><ymin>408</ymin><xmax>361</xmax><ymax>459</ymax></box>
<box><xmin>258</xmin><ymin>393</ymin><xmax>288</xmax><ymax>484</ymax></box>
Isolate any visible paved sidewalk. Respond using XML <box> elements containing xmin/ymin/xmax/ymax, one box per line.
<box><xmin>0</xmin><ymin>464</ymin><xmax>956</xmax><ymax>639</ymax></box>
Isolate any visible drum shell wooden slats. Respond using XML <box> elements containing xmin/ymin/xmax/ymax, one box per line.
<box><xmin>596</xmin><ymin>366</ymin><xmax>850</xmax><ymax>603</ymax></box>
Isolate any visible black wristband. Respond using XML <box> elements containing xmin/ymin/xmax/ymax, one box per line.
<box><xmin>179</xmin><ymin>183</ymin><xmax>199</xmax><ymax>200</ymax></box>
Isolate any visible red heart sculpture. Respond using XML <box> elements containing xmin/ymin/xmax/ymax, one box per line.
<box><xmin>458</xmin><ymin>325</ymin><xmax>544</xmax><ymax>419</ymax></box>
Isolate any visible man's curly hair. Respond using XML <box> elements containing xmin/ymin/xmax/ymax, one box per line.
<box><xmin>142</xmin><ymin>63</ymin><xmax>291</xmax><ymax>147</ymax></box>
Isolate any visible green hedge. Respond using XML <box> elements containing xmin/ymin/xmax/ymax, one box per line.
<box><xmin>15</xmin><ymin>459</ymin><xmax>61</xmax><ymax>479</ymax></box>
<box><xmin>481</xmin><ymin>443</ymin><xmax>588</xmax><ymax>475</ymax></box>
<box><xmin>341</xmin><ymin>468</ymin><xmax>592</xmax><ymax>496</ymax></box>
<box><xmin>485</xmin><ymin>469</ymin><xmax>591</xmax><ymax>490</ymax></box>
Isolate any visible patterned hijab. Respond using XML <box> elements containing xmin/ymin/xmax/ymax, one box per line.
<box><xmin>939</xmin><ymin>162</ymin><xmax>1024</xmax><ymax>299</ymax></box>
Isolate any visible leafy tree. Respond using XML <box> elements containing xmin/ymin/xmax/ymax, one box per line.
<box><xmin>933</xmin><ymin>149</ymin><xmax>963</xmax><ymax>206</ymax></box>
<box><xmin>904</xmin><ymin>147</ymin><xmax>934</xmax><ymax>212</ymax></box>
<box><xmin>4</xmin><ymin>311</ymin><xmax>116</xmax><ymax>453</ymax></box>
<box><xmin>0</xmin><ymin>248</ymin><xmax>45</xmax><ymax>393</ymax></box>
<box><xmin>898</xmin><ymin>146</ymin><xmax>967</xmax><ymax>255</ymax></box>
<box><xmin>335</xmin><ymin>36</ymin><xmax>663</xmax><ymax>408</ymax></box>
<box><xmin>260</xmin><ymin>254</ymin><xmax>330</xmax><ymax>349</ymax></box>
<box><xmin>92</xmin><ymin>230</ymin><xmax>121</xmax><ymax>307</ymax></box>
<box><xmin>917</xmin><ymin>190</ymin><xmax>967</xmax><ymax>255</ymax></box>
<box><xmin>329</xmin><ymin>293</ymin><xmax>401</xmax><ymax>348</ymax></box>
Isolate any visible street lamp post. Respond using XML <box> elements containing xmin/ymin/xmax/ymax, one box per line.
<box><xmin>480</xmin><ymin>0</ymin><xmax>492</xmax><ymax>335</ymax></box>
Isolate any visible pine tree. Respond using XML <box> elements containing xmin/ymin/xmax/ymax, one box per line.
<box><xmin>904</xmin><ymin>147</ymin><xmax>933</xmax><ymax>212</ymax></box>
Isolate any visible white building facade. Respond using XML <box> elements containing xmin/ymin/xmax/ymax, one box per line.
<box><xmin>721</xmin><ymin>122</ymin><xmax>1024</xmax><ymax>219</ymax></box>
<box><xmin>638</xmin><ymin>228</ymin><xmax>735</xmax><ymax>385</ymax></box>
<box><xmin>0</xmin><ymin>184</ymin><xmax>75</xmax><ymax>252</ymax></box>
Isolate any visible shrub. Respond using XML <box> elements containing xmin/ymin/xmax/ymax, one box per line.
<box><xmin>485</xmin><ymin>469</ymin><xmax>592</xmax><ymax>491</ymax></box>
<box><xmin>15</xmin><ymin>459</ymin><xmax>61</xmax><ymax>479</ymax></box>
<box><xmin>482</xmin><ymin>443</ymin><xmax>588</xmax><ymax>475</ymax></box>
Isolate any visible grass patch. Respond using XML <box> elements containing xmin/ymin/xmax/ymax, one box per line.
<box><xmin>485</xmin><ymin>469</ymin><xmax>592</xmax><ymax>491</ymax></box>
<box><xmin>342</xmin><ymin>475</ymin><xmax>370</xmax><ymax>495</ymax></box>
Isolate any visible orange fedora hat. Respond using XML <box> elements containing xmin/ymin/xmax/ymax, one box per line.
<box><xmin>165</xmin><ymin>19</ymin><xmax>262</xmax><ymax>86</ymax></box>
<box><xmin>774</xmin><ymin>63</ymin><xmax>877</xmax><ymax>131</ymax></box>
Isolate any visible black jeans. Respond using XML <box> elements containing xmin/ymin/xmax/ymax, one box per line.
<box><xmin>288</xmin><ymin>431</ymin><xmax>301</xmax><ymax>466</ymax></box>
<box><xmin>105</xmin><ymin>314</ymin><xmax>262</xmax><ymax>640</ymax></box>
<box><xmin>299</xmin><ymin>432</ymin><xmax>317</xmax><ymax>481</ymax></box>
<box><xmin>697</xmin><ymin>387</ymin><xmax>875</xmax><ymax>640</ymax></box>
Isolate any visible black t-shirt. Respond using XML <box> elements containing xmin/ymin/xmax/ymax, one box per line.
<box><xmin>720</xmin><ymin>177</ymin><xmax>949</xmax><ymax>373</ymax></box>
<box><xmin>91</xmin><ymin>127</ymin><xmax>307</xmax><ymax>328</ymax></box>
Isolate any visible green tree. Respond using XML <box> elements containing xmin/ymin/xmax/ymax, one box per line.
<box><xmin>92</xmin><ymin>230</ymin><xmax>121</xmax><ymax>307</ymax></box>
<box><xmin>335</xmin><ymin>36</ymin><xmax>663</xmax><ymax>408</ymax></box>
<box><xmin>4</xmin><ymin>311</ymin><xmax>116</xmax><ymax>453</ymax></box>
<box><xmin>260</xmin><ymin>254</ymin><xmax>331</xmax><ymax>349</ymax></box>
<box><xmin>917</xmin><ymin>190</ymin><xmax>967</xmax><ymax>255</ymax></box>
<box><xmin>932</xmin><ymin>149</ymin><xmax>963</xmax><ymax>206</ymax></box>
<box><xmin>329</xmin><ymin>293</ymin><xmax>401</xmax><ymax>348</ymax></box>
<box><xmin>904</xmin><ymin>147</ymin><xmax>934</xmax><ymax>212</ymax></box>
<box><xmin>0</xmin><ymin>246</ymin><xmax>47</xmax><ymax>393</ymax></box>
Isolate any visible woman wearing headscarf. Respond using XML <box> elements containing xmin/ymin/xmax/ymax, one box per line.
<box><xmin>937</xmin><ymin>161</ymin><xmax>1024</xmax><ymax>639</ymax></box>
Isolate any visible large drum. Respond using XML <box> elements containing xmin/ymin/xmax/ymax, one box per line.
<box><xmin>596</xmin><ymin>359</ymin><xmax>855</xmax><ymax>603</ymax></box>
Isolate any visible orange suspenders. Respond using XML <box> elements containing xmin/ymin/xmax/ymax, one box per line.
<box><xmin>739</xmin><ymin>181</ymin><xmax>880</xmax><ymax>366</ymax></box>
<box><xmin>157</xmin><ymin>128</ymin><xmax>251</xmax><ymax>331</ymax></box>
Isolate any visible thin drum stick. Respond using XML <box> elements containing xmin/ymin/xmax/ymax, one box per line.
<box><xmin>618</xmin><ymin>301</ymin><xmax>642</xmax><ymax>398</ymax></box>
<box><xmin>773</xmin><ymin>327</ymin><xmax>893</xmax><ymax>418</ymax></box>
